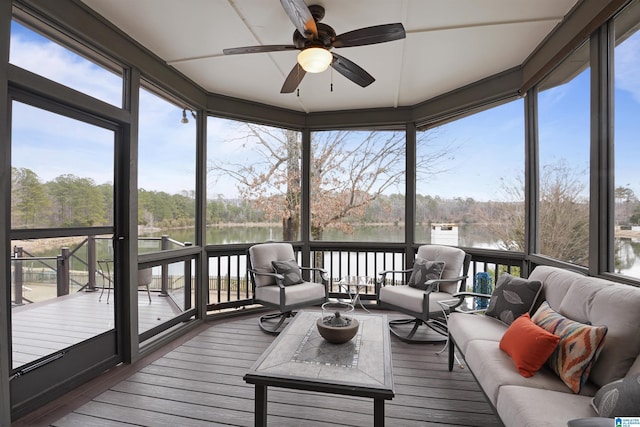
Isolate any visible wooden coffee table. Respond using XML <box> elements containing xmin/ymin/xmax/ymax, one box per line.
<box><xmin>244</xmin><ymin>311</ymin><xmax>394</xmax><ymax>426</ymax></box>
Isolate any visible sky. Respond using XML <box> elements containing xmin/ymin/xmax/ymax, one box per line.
<box><xmin>8</xmin><ymin>21</ymin><xmax>640</xmax><ymax>202</ymax></box>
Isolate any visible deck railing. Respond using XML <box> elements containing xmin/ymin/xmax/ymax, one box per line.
<box><xmin>205</xmin><ymin>244</ymin><xmax>527</xmax><ymax>312</ymax></box>
<box><xmin>11</xmin><ymin>237</ymin><xmax>527</xmax><ymax>312</ymax></box>
<box><xmin>10</xmin><ymin>235</ymin><xmax>188</xmax><ymax>305</ymax></box>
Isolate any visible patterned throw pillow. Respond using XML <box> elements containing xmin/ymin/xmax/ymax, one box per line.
<box><xmin>407</xmin><ymin>257</ymin><xmax>445</xmax><ymax>291</ymax></box>
<box><xmin>532</xmin><ymin>301</ymin><xmax>608</xmax><ymax>393</ymax></box>
<box><xmin>271</xmin><ymin>259</ymin><xmax>303</xmax><ymax>286</ymax></box>
<box><xmin>592</xmin><ymin>374</ymin><xmax>640</xmax><ymax>417</ymax></box>
<box><xmin>485</xmin><ymin>273</ymin><xmax>542</xmax><ymax>325</ymax></box>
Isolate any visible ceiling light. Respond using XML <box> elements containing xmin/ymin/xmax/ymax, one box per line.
<box><xmin>181</xmin><ymin>109</ymin><xmax>189</xmax><ymax>124</ymax></box>
<box><xmin>297</xmin><ymin>47</ymin><xmax>332</xmax><ymax>73</ymax></box>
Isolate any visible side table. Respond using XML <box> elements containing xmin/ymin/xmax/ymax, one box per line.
<box><xmin>336</xmin><ymin>276</ymin><xmax>371</xmax><ymax>312</ymax></box>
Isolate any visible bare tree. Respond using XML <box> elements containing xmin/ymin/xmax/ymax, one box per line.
<box><xmin>482</xmin><ymin>160</ymin><xmax>589</xmax><ymax>265</ymax></box>
<box><xmin>208</xmin><ymin>124</ymin><xmax>453</xmax><ymax>240</ymax></box>
<box><xmin>615</xmin><ymin>186</ymin><xmax>636</xmax><ymax>226</ymax></box>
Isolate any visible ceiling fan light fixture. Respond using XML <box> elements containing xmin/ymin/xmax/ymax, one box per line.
<box><xmin>297</xmin><ymin>47</ymin><xmax>332</xmax><ymax>73</ymax></box>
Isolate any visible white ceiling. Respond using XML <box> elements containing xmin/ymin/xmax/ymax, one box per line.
<box><xmin>80</xmin><ymin>0</ymin><xmax>580</xmax><ymax>113</ymax></box>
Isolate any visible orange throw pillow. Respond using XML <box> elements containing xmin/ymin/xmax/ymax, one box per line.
<box><xmin>500</xmin><ymin>313</ymin><xmax>560</xmax><ymax>378</ymax></box>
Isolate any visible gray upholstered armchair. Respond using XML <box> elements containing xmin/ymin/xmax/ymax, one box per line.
<box><xmin>248</xmin><ymin>242</ymin><xmax>328</xmax><ymax>334</ymax></box>
<box><xmin>376</xmin><ymin>245</ymin><xmax>470</xmax><ymax>343</ymax></box>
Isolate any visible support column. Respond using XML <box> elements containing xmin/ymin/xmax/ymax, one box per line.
<box><xmin>589</xmin><ymin>24</ymin><xmax>615</xmax><ymax>275</ymax></box>
<box><xmin>1</xmin><ymin>0</ymin><xmax>13</xmax><ymax>423</ymax></box>
<box><xmin>405</xmin><ymin>122</ymin><xmax>417</xmax><ymax>267</ymax></box>
<box><xmin>524</xmin><ymin>88</ymin><xmax>539</xmax><ymax>276</ymax></box>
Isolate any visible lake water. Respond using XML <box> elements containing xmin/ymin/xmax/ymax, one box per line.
<box><xmin>146</xmin><ymin>223</ymin><xmax>502</xmax><ymax>248</ymax></box>
<box><xmin>140</xmin><ymin>224</ymin><xmax>502</xmax><ymax>281</ymax></box>
<box><xmin>145</xmin><ymin>224</ymin><xmax>640</xmax><ymax>280</ymax></box>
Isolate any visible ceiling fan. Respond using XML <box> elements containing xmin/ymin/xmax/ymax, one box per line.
<box><xmin>223</xmin><ymin>0</ymin><xmax>406</xmax><ymax>93</ymax></box>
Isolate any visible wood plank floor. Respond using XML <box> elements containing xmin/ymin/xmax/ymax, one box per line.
<box><xmin>16</xmin><ymin>310</ymin><xmax>501</xmax><ymax>427</ymax></box>
<box><xmin>11</xmin><ymin>291</ymin><xmax>180</xmax><ymax>368</ymax></box>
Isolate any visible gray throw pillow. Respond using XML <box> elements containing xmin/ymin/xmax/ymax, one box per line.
<box><xmin>408</xmin><ymin>257</ymin><xmax>445</xmax><ymax>291</ymax></box>
<box><xmin>592</xmin><ymin>374</ymin><xmax>640</xmax><ymax>417</ymax></box>
<box><xmin>271</xmin><ymin>259</ymin><xmax>303</xmax><ymax>286</ymax></box>
<box><xmin>485</xmin><ymin>273</ymin><xmax>542</xmax><ymax>325</ymax></box>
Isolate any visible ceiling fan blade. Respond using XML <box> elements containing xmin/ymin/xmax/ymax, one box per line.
<box><xmin>280</xmin><ymin>0</ymin><xmax>318</xmax><ymax>39</ymax></box>
<box><xmin>223</xmin><ymin>45</ymin><xmax>297</xmax><ymax>55</ymax></box>
<box><xmin>333</xmin><ymin>23</ymin><xmax>406</xmax><ymax>48</ymax></box>
<box><xmin>330</xmin><ymin>53</ymin><xmax>375</xmax><ymax>88</ymax></box>
<box><xmin>281</xmin><ymin>63</ymin><xmax>306</xmax><ymax>93</ymax></box>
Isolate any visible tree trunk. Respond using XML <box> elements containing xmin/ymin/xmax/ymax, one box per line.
<box><xmin>282</xmin><ymin>216</ymin><xmax>298</xmax><ymax>241</ymax></box>
<box><xmin>282</xmin><ymin>130</ymin><xmax>301</xmax><ymax>241</ymax></box>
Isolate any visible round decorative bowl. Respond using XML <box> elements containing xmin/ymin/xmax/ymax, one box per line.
<box><xmin>316</xmin><ymin>302</ymin><xmax>359</xmax><ymax>344</ymax></box>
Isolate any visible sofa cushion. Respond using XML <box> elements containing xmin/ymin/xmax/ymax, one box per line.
<box><xmin>464</xmin><ymin>339</ymin><xmax>582</xmax><ymax>406</ymax></box>
<box><xmin>586</xmin><ymin>283</ymin><xmax>640</xmax><ymax>387</ymax></box>
<box><xmin>528</xmin><ymin>265</ymin><xmax>577</xmax><ymax>310</ymax></box>
<box><xmin>271</xmin><ymin>259</ymin><xmax>303</xmax><ymax>286</ymax></box>
<box><xmin>407</xmin><ymin>258</ymin><xmax>445</xmax><ymax>290</ymax></box>
<box><xmin>499</xmin><ymin>313</ymin><xmax>560</xmax><ymax>378</ymax></box>
<box><xmin>448</xmin><ymin>312</ymin><xmax>506</xmax><ymax>354</ymax></box>
<box><xmin>485</xmin><ymin>273</ymin><xmax>542</xmax><ymax>325</ymax></box>
<box><xmin>628</xmin><ymin>356</ymin><xmax>640</xmax><ymax>377</ymax></box>
<box><xmin>532</xmin><ymin>301</ymin><xmax>608</xmax><ymax>393</ymax></box>
<box><xmin>528</xmin><ymin>266</ymin><xmax>640</xmax><ymax>387</ymax></box>
<box><xmin>591</xmin><ymin>373</ymin><xmax>640</xmax><ymax>417</ymax></box>
<box><xmin>497</xmin><ymin>385</ymin><xmax>597</xmax><ymax>427</ymax></box>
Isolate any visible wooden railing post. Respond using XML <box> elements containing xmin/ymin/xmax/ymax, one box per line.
<box><xmin>13</xmin><ymin>246</ymin><xmax>23</xmax><ymax>305</ymax></box>
<box><xmin>184</xmin><ymin>242</ymin><xmax>192</xmax><ymax>309</ymax></box>
<box><xmin>87</xmin><ymin>235</ymin><xmax>97</xmax><ymax>290</ymax></box>
<box><xmin>160</xmin><ymin>235</ymin><xmax>169</xmax><ymax>296</ymax></box>
<box><xmin>57</xmin><ymin>247</ymin><xmax>70</xmax><ymax>296</ymax></box>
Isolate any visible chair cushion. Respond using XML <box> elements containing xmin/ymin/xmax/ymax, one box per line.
<box><xmin>249</xmin><ymin>243</ymin><xmax>297</xmax><ymax>287</ymax></box>
<box><xmin>532</xmin><ymin>301</ymin><xmax>608</xmax><ymax>393</ymax></box>
<box><xmin>379</xmin><ymin>285</ymin><xmax>452</xmax><ymax>315</ymax></box>
<box><xmin>271</xmin><ymin>259</ymin><xmax>303</xmax><ymax>286</ymax></box>
<box><xmin>255</xmin><ymin>281</ymin><xmax>326</xmax><ymax>307</ymax></box>
<box><xmin>485</xmin><ymin>273</ymin><xmax>542</xmax><ymax>325</ymax></box>
<box><xmin>415</xmin><ymin>245</ymin><xmax>465</xmax><ymax>294</ymax></box>
<box><xmin>500</xmin><ymin>313</ymin><xmax>560</xmax><ymax>378</ymax></box>
<box><xmin>408</xmin><ymin>258</ymin><xmax>445</xmax><ymax>290</ymax></box>
<box><xmin>591</xmin><ymin>373</ymin><xmax>640</xmax><ymax>417</ymax></box>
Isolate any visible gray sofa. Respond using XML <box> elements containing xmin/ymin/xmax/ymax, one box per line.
<box><xmin>448</xmin><ymin>265</ymin><xmax>640</xmax><ymax>427</ymax></box>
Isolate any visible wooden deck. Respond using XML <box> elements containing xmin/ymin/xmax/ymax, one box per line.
<box><xmin>15</xmin><ymin>310</ymin><xmax>501</xmax><ymax>427</ymax></box>
<box><xmin>11</xmin><ymin>290</ymin><xmax>181</xmax><ymax>368</ymax></box>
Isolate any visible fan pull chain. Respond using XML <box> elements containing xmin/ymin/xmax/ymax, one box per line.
<box><xmin>330</xmin><ymin>67</ymin><xmax>334</xmax><ymax>92</ymax></box>
<box><xmin>297</xmin><ymin>88</ymin><xmax>299</xmax><ymax>97</ymax></box>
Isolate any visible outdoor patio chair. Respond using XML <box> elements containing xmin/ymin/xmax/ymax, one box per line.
<box><xmin>98</xmin><ymin>261</ymin><xmax>153</xmax><ymax>303</ymax></box>
<box><xmin>376</xmin><ymin>245</ymin><xmax>471</xmax><ymax>343</ymax></box>
<box><xmin>138</xmin><ymin>267</ymin><xmax>153</xmax><ymax>303</ymax></box>
<box><xmin>97</xmin><ymin>259</ymin><xmax>113</xmax><ymax>303</ymax></box>
<box><xmin>248</xmin><ymin>242</ymin><xmax>328</xmax><ymax>335</ymax></box>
